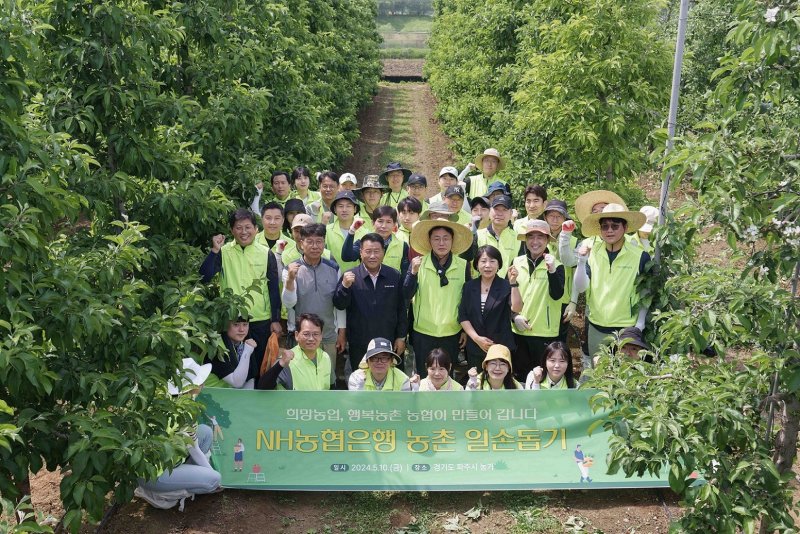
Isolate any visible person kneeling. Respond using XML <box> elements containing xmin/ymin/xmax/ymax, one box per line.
<box><xmin>257</xmin><ymin>313</ymin><xmax>331</xmax><ymax>391</ymax></box>
<box><xmin>348</xmin><ymin>338</ymin><xmax>412</xmax><ymax>391</ymax></box>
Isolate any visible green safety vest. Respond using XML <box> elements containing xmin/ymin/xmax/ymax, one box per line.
<box><xmin>380</xmin><ymin>189</ymin><xmax>409</xmax><ymax>208</ymax></box>
<box><xmin>382</xmin><ymin>236</ymin><xmax>405</xmax><ymax>273</ymax></box>
<box><xmin>326</xmin><ymin>222</ymin><xmax>368</xmax><ymax>272</ymax></box>
<box><xmin>476</xmin><ymin>225</ymin><xmax>518</xmax><ymax>278</ymax></box>
<box><xmin>455</xmin><ymin>210</ymin><xmax>472</xmax><ymax>226</ymax></box>
<box><xmin>396</xmin><ymin>227</ymin><xmax>411</xmax><ymax>244</ymax></box>
<box><xmin>220</xmin><ymin>241</ymin><xmax>271</xmax><ymax>322</ymax></box>
<box><xmin>468</xmin><ymin>175</ymin><xmax>507</xmax><ymax>199</ymax></box>
<box><xmin>629</xmin><ymin>233</ymin><xmax>651</xmax><ymax>253</ymax></box>
<box><xmin>548</xmin><ymin>233</ymin><xmax>578</xmax><ymax>304</ymax></box>
<box><xmin>412</xmin><ymin>254</ymin><xmax>467</xmax><ymax>336</ymax></box>
<box><xmin>513</xmin><ymin>216</ymin><xmax>532</xmax><ymax>234</ymax></box>
<box><xmin>364</xmin><ymin>367</ymin><xmax>408</xmax><ymax>391</ymax></box>
<box><xmin>511</xmin><ymin>254</ymin><xmax>563</xmax><ymax>338</ymax></box>
<box><xmin>477</xmin><ymin>373</ymin><xmax>522</xmax><ymax>390</ymax></box>
<box><xmin>255</xmin><ymin>233</ymin><xmax>296</xmax><ymax>320</ymax></box>
<box><xmin>292</xmin><ymin>190</ymin><xmax>321</xmax><ymax>204</ymax></box>
<box><xmin>540</xmin><ymin>378</ymin><xmax>568</xmax><ymax>390</ymax></box>
<box><xmin>279</xmin><ymin>346</ymin><xmax>331</xmax><ymax>391</ymax></box>
<box><xmin>586</xmin><ymin>242</ymin><xmax>644</xmax><ymax>328</ymax></box>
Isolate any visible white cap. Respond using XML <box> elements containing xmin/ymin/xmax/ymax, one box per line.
<box><xmin>167</xmin><ymin>358</ymin><xmax>212</xmax><ymax>395</ymax></box>
<box><xmin>439</xmin><ymin>166</ymin><xmax>458</xmax><ymax>178</ymax></box>
<box><xmin>639</xmin><ymin>206</ymin><xmax>659</xmax><ymax>233</ymax></box>
<box><xmin>339</xmin><ymin>173</ymin><xmax>357</xmax><ymax>185</ymax></box>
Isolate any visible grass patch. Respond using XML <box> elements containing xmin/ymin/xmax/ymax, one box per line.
<box><xmin>376</xmin><ymin>15</ymin><xmax>433</xmax><ymax>33</ymax></box>
<box><xmin>381</xmin><ymin>84</ymin><xmax>416</xmax><ymax>167</ymax></box>
<box><xmin>501</xmin><ymin>493</ymin><xmax>563</xmax><ymax>534</ymax></box>
<box><xmin>380</xmin><ymin>48</ymin><xmax>428</xmax><ymax>59</ymax></box>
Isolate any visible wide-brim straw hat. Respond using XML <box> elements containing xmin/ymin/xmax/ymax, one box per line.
<box><xmin>410</xmin><ymin>219</ymin><xmax>473</xmax><ymax>256</ymax></box>
<box><xmin>378</xmin><ymin>162</ymin><xmax>412</xmax><ymax>186</ymax></box>
<box><xmin>574</xmin><ymin>190</ymin><xmax>625</xmax><ymax>224</ymax></box>
<box><xmin>481</xmin><ymin>344</ymin><xmax>513</xmax><ymax>372</ymax></box>
<box><xmin>475</xmin><ymin>148</ymin><xmax>506</xmax><ymax>172</ymax></box>
<box><xmin>582</xmin><ymin>203</ymin><xmax>646</xmax><ymax>237</ymax></box>
<box><xmin>517</xmin><ymin>219</ymin><xmax>554</xmax><ymax>241</ymax></box>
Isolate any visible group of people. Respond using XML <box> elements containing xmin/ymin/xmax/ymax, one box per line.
<box><xmin>136</xmin><ymin>148</ymin><xmax>660</xmax><ymax>508</ymax></box>
<box><xmin>198</xmin><ymin>148</ymin><xmax>658</xmax><ymax>393</ymax></box>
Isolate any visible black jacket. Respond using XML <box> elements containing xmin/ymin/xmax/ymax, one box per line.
<box><xmin>458</xmin><ymin>276</ymin><xmax>516</xmax><ymax>355</ymax></box>
<box><xmin>332</xmin><ymin>263</ymin><xmax>409</xmax><ymax>348</ymax></box>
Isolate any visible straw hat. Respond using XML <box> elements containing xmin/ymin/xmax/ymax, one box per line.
<box><xmin>581</xmin><ymin>203</ymin><xmax>646</xmax><ymax>237</ymax></box>
<box><xmin>517</xmin><ymin>219</ymin><xmax>553</xmax><ymax>241</ymax></box>
<box><xmin>639</xmin><ymin>206</ymin><xmax>659</xmax><ymax>233</ymax></box>
<box><xmin>574</xmin><ymin>190</ymin><xmax>626</xmax><ymax>224</ymax></box>
<box><xmin>481</xmin><ymin>344</ymin><xmax>513</xmax><ymax>371</ymax></box>
<box><xmin>167</xmin><ymin>358</ymin><xmax>212</xmax><ymax>395</ymax></box>
<box><xmin>410</xmin><ymin>219</ymin><xmax>473</xmax><ymax>256</ymax></box>
<box><xmin>475</xmin><ymin>148</ymin><xmax>506</xmax><ymax>172</ymax></box>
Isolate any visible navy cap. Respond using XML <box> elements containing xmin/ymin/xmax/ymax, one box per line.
<box><xmin>491</xmin><ymin>194</ymin><xmax>512</xmax><ymax>209</ymax></box>
<box><xmin>470</xmin><ymin>196</ymin><xmax>490</xmax><ymax>209</ymax></box>
<box><xmin>330</xmin><ymin>190</ymin><xmax>360</xmax><ymax>214</ymax></box>
<box><xmin>543</xmin><ymin>199</ymin><xmax>569</xmax><ymax>218</ymax></box>
<box><xmin>486</xmin><ymin>181</ymin><xmax>511</xmax><ymax>196</ymax></box>
<box><xmin>444</xmin><ymin>185</ymin><xmax>466</xmax><ymax>199</ymax></box>
<box><xmin>407</xmin><ymin>174</ymin><xmax>428</xmax><ymax>187</ymax></box>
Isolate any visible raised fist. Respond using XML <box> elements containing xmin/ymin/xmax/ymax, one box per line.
<box><xmin>244</xmin><ymin>339</ymin><xmax>257</xmax><ymax>348</ymax></box>
<box><xmin>279</xmin><ymin>349</ymin><xmax>294</xmax><ymax>367</ymax></box>
<box><xmin>211</xmin><ymin>234</ymin><xmax>225</xmax><ymax>253</ymax></box>
<box><xmin>467</xmin><ymin>367</ymin><xmax>478</xmax><ymax>378</ymax></box>
<box><xmin>507</xmin><ymin>266</ymin><xmax>518</xmax><ymax>284</ymax></box>
<box><xmin>532</xmin><ymin>366</ymin><xmax>544</xmax><ymax>384</ymax></box>
<box><xmin>255</xmin><ymin>181</ymin><xmax>264</xmax><ymax>192</ymax></box>
<box><xmin>342</xmin><ymin>271</ymin><xmax>356</xmax><ymax>288</ymax></box>
<box><xmin>321</xmin><ymin>212</ymin><xmax>333</xmax><ymax>225</ymax></box>
<box><xmin>577</xmin><ymin>245</ymin><xmax>590</xmax><ymax>258</ymax></box>
<box><xmin>544</xmin><ymin>254</ymin><xmax>556</xmax><ymax>273</ymax></box>
<box><xmin>287</xmin><ymin>262</ymin><xmax>300</xmax><ymax>281</ymax></box>
<box><xmin>277</xmin><ymin>239</ymin><xmax>287</xmax><ymax>253</ymax></box>
<box><xmin>562</xmin><ymin>220</ymin><xmax>575</xmax><ymax>233</ymax></box>
<box><xmin>350</xmin><ymin>218</ymin><xmax>365</xmax><ymax>234</ymax></box>
<box><xmin>410</xmin><ymin>256</ymin><xmax>423</xmax><ymax>275</ymax></box>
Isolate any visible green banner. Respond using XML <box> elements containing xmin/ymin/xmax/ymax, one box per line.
<box><xmin>198</xmin><ymin>388</ymin><xmax>667</xmax><ymax>490</ymax></box>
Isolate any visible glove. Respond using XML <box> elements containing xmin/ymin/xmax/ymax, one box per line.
<box><xmin>513</xmin><ymin>315</ymin><xmax>531</xmax><ymax>331</ymax></box>
<box><xmin>563</xmin><ymin>302</ymin><xmax>577</xmax><ymax>322</ymax></box>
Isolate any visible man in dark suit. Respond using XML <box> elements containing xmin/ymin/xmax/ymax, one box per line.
<box><xmin>333</xmin><ymin>233</ymin><xmax>409</xmax><ymax>375</ymax></box>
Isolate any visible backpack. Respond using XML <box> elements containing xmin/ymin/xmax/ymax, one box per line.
<box><xmin>135</xmin><ymin>486</ymin><xmax>195</xmax><ymax>512</ymax></box>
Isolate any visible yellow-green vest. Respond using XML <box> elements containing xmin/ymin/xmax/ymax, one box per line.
<box><xmin>548</xmin><ymin>234</ymin><xmax>578</xmax><ymax>305</ymax></box>
<box><xmin>468</xmin><ymin>175</ymin><xmax>507</xmax><ymax>199</ymax></box>
<box><xmin>256</xmin><ymin>233</ymin><xmax>296</xmax><ymax>320</ymax></box>
<box><xmin>540</xmin><ymin>377</ymin><xmax>568</xmax><ymax>389</ymax></box>
<box><xmin>629</xmin><ymin>233</ymin><xmax>651</xmax><ymax>253</ymax></box>
<box><xmin>396</xmin><ymin>227</ymin><xmax>411</xmax><ymax>244</ymax></box>
<box><xmin>477</xmin><ymin>373</ymin><xmax>522</xmax><ymax>390</ymax></box>
<box><xmin>455</xmin><ymin>210</ymin><xmax>471</xmax><ymax>226</ymax></box>
<box><xmin>586</xmin><ymin>242</ymin><xmax>644</xmax><ymax>328</ymax></box>
<box><xmin>476</xmin><ymin>225</ymin><xmax>518</xmax><ymax>278</ymax></box>
<box><xmin>364</xmin><ymin>367</ymin><xmax>408</xmax><ymax>391</ymax></box>
<box><xmin>279</xmin><ymin>346</ymin><xmax>331</xmax><ymax>391</ymax></box>
<box><xmin>380</xmin><ymin>189</ymin><xmax>408</xmax><ymax>208</ymax></box>
<box><xmin>292</xmin><ymin>190</ymin><xmax>321</xmax><ymax>204</ymax></box>
<box><xmin>219</xmin><ymin>241</ymin><xmax>271</xmax><ymax>322</ymax></box>
<box><xmin>326</xmin><ymin>222</ymin><xmax>367</xmax><ymax>272</ymax></box>
<box><xmin>413</xmin><ymin>254</ymin><xmax>467</xmax><ymax>336</ymax></box>
<box><xmin>383</xmin><ymin>236</ymin><xmax>405</xmax><ymax>273</ymax></box>
<box><xmin>511</xmin><ymin>254</ymin><xmax>563</xmax><ymax>338</ymax></box>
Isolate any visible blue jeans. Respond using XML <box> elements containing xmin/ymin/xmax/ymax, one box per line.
<box><xmin>139</xmin><ymin>424</ymin><xmax>221</xmax><ymax>494</ymax></box>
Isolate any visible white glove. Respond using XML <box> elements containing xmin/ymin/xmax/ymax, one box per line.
<box><xmin>514</xmin><ymin>315</ymin><xmax>531</xmax><ymax>331</ymax></box>
<box><xmin>544</xmin><ymin>254</ymin><xmax>556</xmax><ymax>273</ymax></box>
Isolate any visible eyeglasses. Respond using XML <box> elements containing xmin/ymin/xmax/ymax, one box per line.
<box><xmin>486</xmin><ymin>360</ymin><xmax>509</xmax><ymax>368</ymax></box>
<box><xmin>600</xmin><ymin>222</ymin><xmax>623</xmax><ymax>231</ymax></box>
<box><xmin>298</xmin><ymin>331</ymin><xmax>322</xmax><ymax>339</ymax></box>
<box><xmin>370</xmin><ymin>356</ymin><xmax>392</xmax><ymax>363</ymax></box>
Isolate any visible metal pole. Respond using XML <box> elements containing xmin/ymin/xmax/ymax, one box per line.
<box><xmin>654</xmin><ymin>0</ymin><xmax>690</xmax><ymax>266</ymax></box>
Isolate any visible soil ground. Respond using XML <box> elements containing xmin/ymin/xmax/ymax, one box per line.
<box><xmin>26</xmin><ymin>61</ymin><xmax>735</xmax><ymax>533</ymax></box>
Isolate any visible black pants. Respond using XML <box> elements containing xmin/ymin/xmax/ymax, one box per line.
<box><xmin>412</xmin><ymin>330</ymin><xmax>460</xmax><ymax>378</ymax></box>
<box><xmin>248</xmin><ymin>320</ymin><xmax>270</xmax><ymax>381</ymax></box>
<box><xmin>558</xmin><ymin>303</ymin><xmax>569</xmax><ymax>344</ymax></box>
<box><xmin>349</xmin><ymin>343</ymin><xmax>368</xmax><ymax>376</ymax></box>
<box><xmin>512</xmin><ymin>334</ymin><xmax>558</xmax><ymax>383</ymax></box>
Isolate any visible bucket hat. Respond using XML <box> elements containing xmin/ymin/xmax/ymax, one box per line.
<box><xmin>330</xmin><ymin>190</ymin><xmax>361</xmax><ymax>215</ymax></box>
<box><xmin>378</xmin><ymin>162</ymin><xmax>412</xmax><ymax>186</ymax></box>
<box><xmin>517</xmin><ymin>219</ymin><xmax>554</xmax><ymax>241</ymax></box>
<box><xmin>475</xmin><ymin>148</ymin><xmax>506</xmax><ymax>172</ymax></box>
<box><xmin>283</xmin><ymin>198</ymin><xmax>306</xmax><ymax>215</ymax></box>
<box><xmin>618</xmin><ymin>327</ymin><xmax>650</xmax><ymax>351</ymax></box>
<box><xmin>639</xmin><ymin>206</ymin><xmax>659</xmax><ymax>233</ymax></box>
<box><xmin>481</xmin><ymin>344</ymin><xmax>513</xmax><ymax>372</ymax></box>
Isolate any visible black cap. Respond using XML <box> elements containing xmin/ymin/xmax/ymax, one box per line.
<box><xmin>491</xmin><ymin>194</ymin><xmax>512</xmax><ymax>209</ymax></box>
<box><xmin>469</xmin><ymin>196</ymin><xmax>490</xmax><ymax>209</ymax></box>
<box><xmin>444</xmin><ymin>185</ymin><xmax>466</xmax><ymax>199</ymax></box>
<box><xmin>407</xmin><ymin>174</ymin><xmax>428</xmax><ymax>187</ymax></box>
<box><xmin>330</xmin><ymin>190</ymin><xmax>360</xmax><ymax>214</ymax></box>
